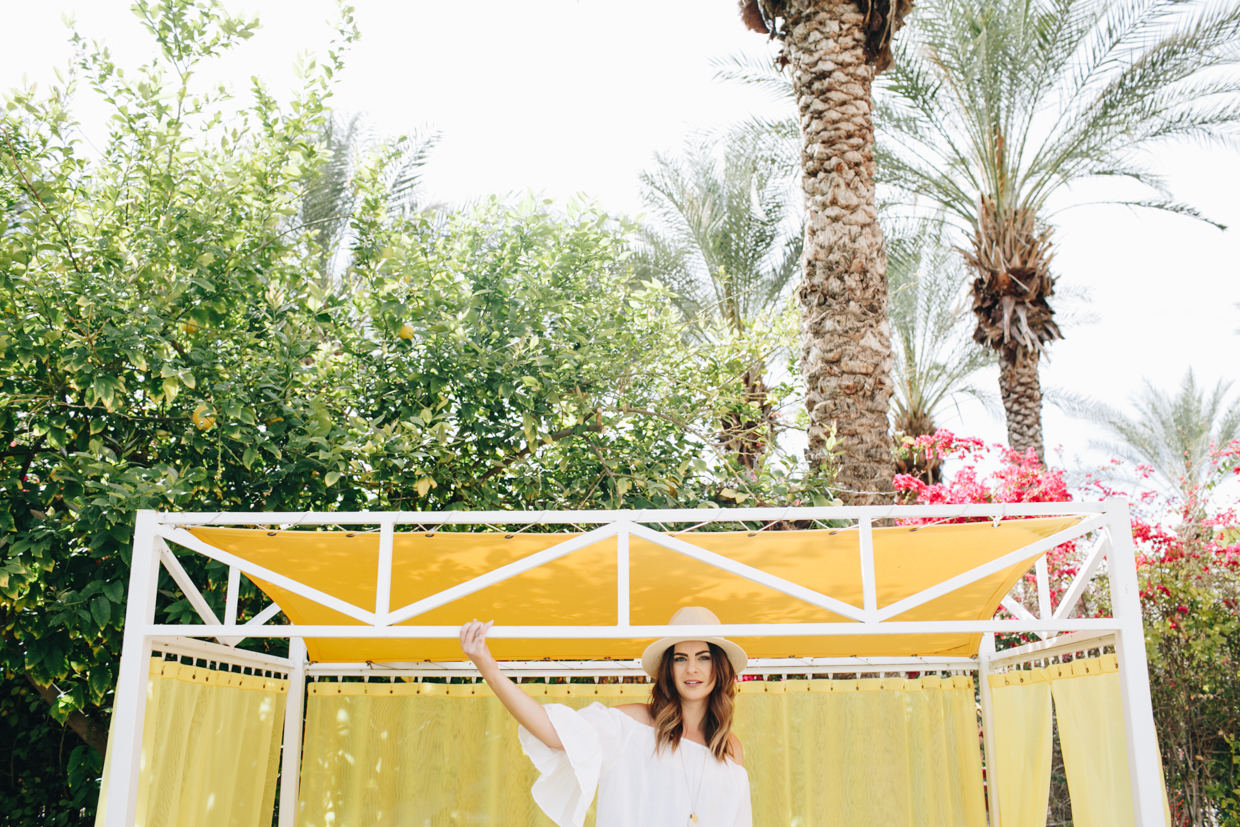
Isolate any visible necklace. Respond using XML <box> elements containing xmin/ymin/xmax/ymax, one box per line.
<box><xmin>679</xmin><ymin>740</ymin><xmax>707</xmax><ymax>825</ymax></box>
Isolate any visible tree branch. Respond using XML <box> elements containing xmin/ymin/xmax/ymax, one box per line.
<box><xmin>2</xmin><ymin>129</ymin><xmax>85</xmax><ymax>274</ymax></box>
<box><xmin>24</xmin><ymin>673</ymin><xmax>108</xmax><ymax>758</ymax></box>
<box><xmin>476</xmin><ymin>422</ymin><xmax>604</xmax><ymax>483</ymax></box>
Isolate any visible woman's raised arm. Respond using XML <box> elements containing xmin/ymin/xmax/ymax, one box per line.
<box><xmin>460</xmin><ymin>620</ymin><xmax>564</xmax><ymax>750</ymax></box>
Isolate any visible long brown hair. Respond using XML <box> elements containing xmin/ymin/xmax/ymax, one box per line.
<box><xmin>649</xmin><ymin>642</ymin><xmax>738</xmax><ymax>762</ymax></box>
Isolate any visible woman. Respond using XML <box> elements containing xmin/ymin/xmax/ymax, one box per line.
<box><xmin>459</xmin><ymin>606</ymin><xmax>752</xmax><ymax>827</ymax></box>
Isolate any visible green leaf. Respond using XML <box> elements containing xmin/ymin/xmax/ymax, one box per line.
<box><xmin>90</xmin><ymin>595</ymin><xmax>111</xmax><ymax>628</ymax></box>
<box><xmin>88</xmin><ymin>666</ymin><xmax>111</xmax><ymax>701</ymax></box>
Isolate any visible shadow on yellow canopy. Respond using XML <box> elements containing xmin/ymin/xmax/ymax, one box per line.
<box><xmin>188</xmin><ymin>517</ymin><xmax>1080</xmax><ymax>663</ymax></box>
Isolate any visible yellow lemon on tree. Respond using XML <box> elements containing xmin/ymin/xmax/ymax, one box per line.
<box><xmin>398</xmin><ymin>323</ymin><xmax>415</xmax><ymax>340</ymax></box>
<box><xmin>191</xmin><ymin>404</ymin><xmax>216</xmax><ymax>430</ymax></box>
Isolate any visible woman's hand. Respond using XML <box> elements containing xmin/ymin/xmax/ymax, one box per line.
<box><xmin>460</xmin><ymin>619</ymin><xmax>497</xmax><ymax>674</ymax></box>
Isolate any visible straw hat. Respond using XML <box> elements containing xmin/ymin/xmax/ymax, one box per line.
<box><xmin>640</xmin><ymin>606</ymin><xmax>748</xmax><ymax>677</ymax></box>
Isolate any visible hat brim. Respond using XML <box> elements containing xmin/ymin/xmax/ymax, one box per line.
<box><xmin>641</xmin><ymin>635</ymin><xmax>748</xmax><ymax>678</ymax></box>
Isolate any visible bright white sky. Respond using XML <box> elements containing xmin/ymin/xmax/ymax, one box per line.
<box><xmin>5</xmin><ymin>0</ymin><xmax>1239</xmax><ymax>492</ymax></box>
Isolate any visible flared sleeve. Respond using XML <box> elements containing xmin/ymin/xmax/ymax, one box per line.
<box><xmin>517</xmin><ymin>702</ymin><xmax>625</xmax><ymax>827</ymax></box>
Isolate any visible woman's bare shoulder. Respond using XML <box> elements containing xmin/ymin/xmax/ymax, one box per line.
<box><xmin>727</xmin><ymin>732</ymin><xmax>745</xmax><ymax>767</ymax></box>
<box><xmin>611</xmin><ymin>703</ymin><xmax>652</xmax><ymax>725</ymax></box>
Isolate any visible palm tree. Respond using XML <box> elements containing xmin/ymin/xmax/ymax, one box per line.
<box><xmin>1088</xmin><ymin>370</ymin><xmax>1240</xmax><ymax>503</ymax></box>
<box><xmin>875</xmin><ymin>0</ymin><xmax>1240</xmax><ymax>460</ymax></box>
<box><xmin>297</xmin><ymin>113</ymin><xmax>437</xmax><ymax>290</ymax></box>
<box><xmin>636</xmin><ymin>128</ymin><xmax>801</xmax><ymax>338</ymax></box>
<box><xmin>710</xmin><ymin>57</ymin><xmax>1000</xmax><ymax>485</ymax></box>
<box><xmin>635</xmin><ymin>126</ymin><xmax>803</xmax><ymax>469</ymax></box>
<box><xmin>887</xmin><ymin>216</ymin><xmax>995</xmax><ymax>483</ymax></box>
<box><xmin>740</xmin><ymin>0</ymin><xmax>914</xmax><ymax>503</ymax></box>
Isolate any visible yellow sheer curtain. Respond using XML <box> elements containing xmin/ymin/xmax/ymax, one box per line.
<box><xmin>297</xmin><ymin>677</ymin><xmax>986</xmax><ymax>827</ymax></box>
<box><xmin>1047</xmin><ymin>656</ymin><xmax>1171</xmax><ymax>827</ymax></box>
<box><xmin>96</xmin><ymin>658</ymin><xmax>288</xmax><ymax>827</ymax></box>
<box><xmin>296</xmin><ymin>682</ymin><xmax>648</xmax><ymax>827</ymax></box>
<box><xmin>988</xmin><ymin>670</ymin><xmax>1053</xmax><ymax>827</ymax></box>
<box><xmin>733</xmin><ymin>676</ymin><xmax>986</xmax><ymax>827</ymax></box>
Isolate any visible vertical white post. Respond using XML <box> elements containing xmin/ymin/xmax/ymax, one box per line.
<box><xmin>278</xmin><ymin>637</ymin><xmax>308</xmax><ymax>827</ymax></box>
<box><xmin>1105</xmin><ymin>498</ymin><xmax>1165</xmax><ymax>827</ymax></box>
<box><xmin>375</xmin><ymin>519</ymin><xmax>395</xmax><ymax>620</ymax></box>
<box><xmin>224</xmin><ymin>565</ymin><xmax>241</xmax><ymax>627</ymax></box>
<box><xmin>978</xmin><ymin>633</ymin><xmax>1002</xmax><ymax>827</ymax></box>
<box><xmin>102</xmin><ymin>510</ymin><xmax>161</xmax><ymax>827</ymax></box>
<box><xmin>1035</xmin><ymin>556</ymin><xmax>1051</xmax><ymax>619</ymax></box>
<box><xmin>858</xmin><ymin>517</ymin><xmax>877</xmax><ymax>620</ymax></box>
<box><xmin>616</xmin><ymin>524</ymin><xmax>630</xmax><ymax>627</ymax></box>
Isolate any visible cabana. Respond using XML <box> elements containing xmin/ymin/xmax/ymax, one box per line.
<box><xmin>98</xmin><ymin>500</ymin><xmax>1166</xmax><ymax>826</ymax></box>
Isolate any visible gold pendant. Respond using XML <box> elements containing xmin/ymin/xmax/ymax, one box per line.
<box><xmin>690</xmin><ymin>816</ymin><xmax>698</xmax><ymax>824</ymax></box>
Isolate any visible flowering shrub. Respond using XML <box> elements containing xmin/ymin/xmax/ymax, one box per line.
<box><xmin>892</xmin><ymin>432</ymin><xmax>1240</xmax><ymax>826</ymax></box>
<box><xmin>894</xmin><ymin>429</ymin><xmax>1069</xmax><ymax>507</ymax></box>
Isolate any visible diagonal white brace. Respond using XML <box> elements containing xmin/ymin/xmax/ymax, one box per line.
<box><xmin>874</xmin><ymin>514</ymin><xmax>1108</xmax><ymax>622</ymax></box>
<box><xmin>1053</xmin><ymin>530</ymin><xmax>1111</xmax><ymax>621</ymax></box>
<box><xmin>246</xmin><ymin>602</ymin><xmax>283</xmax><ymax>627</ymax></box>
<box><xmin>1000</xmin><ymin>596</ymin><xmax>1035</xmax><ymax>622</ymax></box>
<box><xmin>382</xmin><ymin>522</ymin><xmax>623</xmax><ymax>626</ymax></box>
<box><xmin>157</xmin><ymin>526</ymin><xmax>378</xmax><ymax>625</ymax></box>
<box><xmin>218</xmin><ymin>601</ymin><xmax>287</xmax><ymax>648</ymax></box>
<box><xmin>156</xmin><ymin>539</ymin><xmax>235</xmax><ymax>645</ymax></box>
<box><xmin>1000</xmin><ymin>596</ymin><xmax>1050</xmax><ymax>640</ymax></box>
<box><xmin>627</xmin><ymin>522</ymin><xmax>867</xmax><ymax>622</ymax></box>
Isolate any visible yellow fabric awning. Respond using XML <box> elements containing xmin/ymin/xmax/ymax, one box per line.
<box><xmin>188</xmin><ymin>517</ymin><xmax>1079</xmax><ymax>663</ymax></box>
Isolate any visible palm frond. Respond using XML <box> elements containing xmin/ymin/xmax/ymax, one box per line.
<box><xmin>635</xmin><ymin>127</ymin><xmax>803</xmax><ymax>340</ymax></box>
<box><xmin>876</xmin><ymin>0</ymin><xmax>1240</xmax><ymax>222</ymax></box>
<box><xmin>711</xmin><ymin>51</ymin><xmax>795</xmax><ymax>101</ymax></box>
<box><xmin>1077</xmin><ymin>370</ymin><xmax>1240</xmax><ymax>497</ymax></box>
<box><xmin>886</xmin><ymin>214</ymin><xmax>997</xmax><ymax>436</ymax></box>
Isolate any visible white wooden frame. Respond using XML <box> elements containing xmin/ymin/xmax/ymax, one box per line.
<box><xmin>100</xmin><ymin>499</ymin><xmax>1164</xmax><ymax>827</ymax></box>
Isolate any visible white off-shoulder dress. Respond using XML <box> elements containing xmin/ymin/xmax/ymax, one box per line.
<box><xmin>517</xmin><ymin>702</ymin><xmax>752</xmax><ymax>827</ymax></box>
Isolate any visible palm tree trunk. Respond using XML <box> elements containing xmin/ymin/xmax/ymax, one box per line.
<box><xmin>965</xmin><ymin>197</ymin><xmax>1058</xmax><ymax>464</ymax></box>
<box><xmin>785</xmin><ymin>0</ymin><xmax>895</xmax><ymax>504</ymax></box>
<box><xmin>999</xmin><ymin>347</ymin><xmax>1044</xmax><ymax>460</ymax></box>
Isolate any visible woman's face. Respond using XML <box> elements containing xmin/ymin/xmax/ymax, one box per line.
<box><xmin>671</xmin><ymin>640</ymin><xmax>716</xmax><ymax>702</ymax></box>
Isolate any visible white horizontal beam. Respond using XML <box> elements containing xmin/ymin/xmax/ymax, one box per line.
<box><xmin>154</xmin><ymin>503</ymin><xmax>1107</xmax><ymax>527</ymax></box>
<box><xmin>628</xmin><ymin>522</ymin><xmax>867</xmax><ymax>622</ymax></box>
<box><xmin>306</xmin><ymin>655</ymin><xmax>980</xmax><ymax>678</ymax></box>
<box><xmin>144</xmin><ymin>618</ymin><xmax>1123</xmax><ymax>640</ymax></box>
<box><xmin>383</xmin><ymin>523</ymin><xmax>621</xmax><ymax>626</ymax></box>
<box><xmin>987</xmin><ymin>630</ymin><xmax>1117</xmax><ymax>670</ymax></box>
<box><xmin>156</xmin><ymin>526</ymin><xmax>377</xmax><ymax>626</ymax></box>
<box><xmin>875</xmin><ymin>514</ymin><xmax>1108</xmax><ymax>621</ymax></box>
<box><xmin>1054</xmin><ymin>531</ymin><xmax>1111</xmax><ymax>620</ymax></box>
<box><xmin>149</xmin><ymin>635</ymin><xmax>292</xmax><ymax>671</ymax></box>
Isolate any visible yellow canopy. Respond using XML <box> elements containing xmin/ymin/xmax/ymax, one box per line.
<box><xmin>189</xmin><ymin>517</ymin><xmax>1078</xmax><ymax>663</ymax></box>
